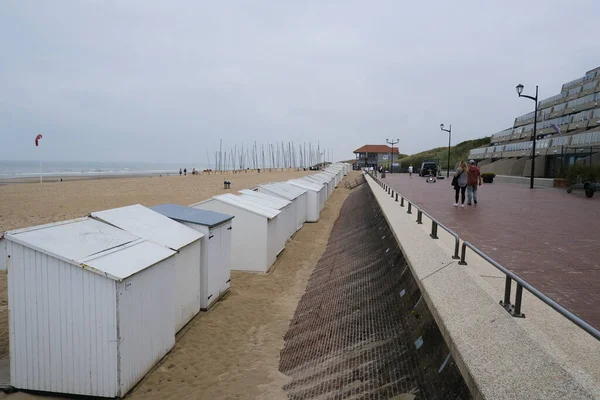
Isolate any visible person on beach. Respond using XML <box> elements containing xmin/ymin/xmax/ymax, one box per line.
<box><xmin>453</xmin><ymin>160</ymin><xmax>468</xmax><ymax>207</ymax></box>
<box><xmin>184</xmin><ymin>168</ymin><xmax>187</xmax><ymax>176</ymax></box>
<box><xmin>408</xmin><ymin>164</ymin><xmax>413</xmax><ymax>177</ymax></box>
<box><xmin>466</xmin><ymin>160</ymin><xmax>482</xmax><ymax>205</ymax></box>
<box><xmin>179</xmin><ymin>168</ymin><xmax>182</xmax><ymax>176</ymax></box>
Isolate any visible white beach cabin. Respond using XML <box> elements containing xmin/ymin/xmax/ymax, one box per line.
<box><xmin>231</xmin><ymin>193</ymin><xmax>290</xmax><ymax>259</ymax></box>
<box><xmin>325</xmin><ymin>165</ymin><xmax>344</xmax><ymax>184</ymax></box>
<box><xmin>238</xmin><ymin>189</ymin><xmax>296</xmax><ymax>240</ymax></box>
<box><xmin>303</xmin><ymin>175</ymin><xmax>331</xmax><ymax>200</ymax></box>
<box><xmin>317</xmin><ymin>171</ymin><xmax>338</xmax><ymax>188</ymax></box>
<box><xmin>312</xmin><ymin>173</ymin><xmax>336</xmax><ymax>196</ymax></box>
<box><xmin>2</xmin><ymin>218</ymin><xmax>176</xmax><ymax>398</ymax></box>
<box><xmin>257</xmin><ymin>182</ymin><xmax>307</xmax><ymax>231</ymax></box>
<box><xmin>90</xmin><ymin>204</ymin><xmax>203</xmax><ymax>333</ymax></box>
<box><xmin>298</xmin><ymin>176</ymin><xmax>328</xmax><ymax>208</ymax></box>
<box><xmin>191</xmin><ymin>194</ymin><xmax>281</xmax><ymax>273</ymax></box>
<box><xmin>151</xmin><ymin>203</ymin><xmax>234</xmax><ymax>311</ymax></box>
<box><xmin>287</xmin><ymin>179</ymin><xmax>324</xmax><ymax>222</ymax></box>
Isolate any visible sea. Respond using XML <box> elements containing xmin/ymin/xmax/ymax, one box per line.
<box><xmin>0</xmin><ymin>160</ymin><xmax>209</xmax><ymax>179</ymax></box>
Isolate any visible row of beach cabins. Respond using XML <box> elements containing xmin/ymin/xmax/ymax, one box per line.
<box><xmin>0</xmin><ymin>163</ymin><xmax>351</xmax><ymax>398</ymax></box>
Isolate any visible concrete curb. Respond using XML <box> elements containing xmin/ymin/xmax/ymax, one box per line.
<box><xmin>365</xmin><ymin>174</ymin><xmax>597</xmax><ymax>399</ymax></box>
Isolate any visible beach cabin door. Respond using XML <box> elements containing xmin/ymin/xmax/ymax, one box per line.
<box><xmin>220</xmin><ymin>221</ymin><xmax>232</xmax><ymax>294</ymax></box>
<box><xmin>207</xmin><ymin>227</ymin><xmax>220</xmax><ymax>307</ymax></box>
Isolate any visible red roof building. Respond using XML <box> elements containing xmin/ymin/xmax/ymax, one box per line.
<box><xmin>353</xmin><ymin>145</ymin><xmax>399</xmax><ymax>154</ymax></box>
<box><xmin>353</xmin><ymin>144</ymin><xmax>401</xmax><ymax>170</ymax></box>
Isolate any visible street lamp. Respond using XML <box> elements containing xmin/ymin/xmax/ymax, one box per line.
<box><xmin>386</xmin><ymin>138</ymin><xmax>399</xmax><ymax>173</ymax></box>
<box><xmin>440</xmin><ymin>124</ymin><xmax>451</xmax><ymax>178</ymax></box>
<box><xmin>516</xmin><ymin>84</ymin><xmax>539</xmax><ymax>189</ymax></box>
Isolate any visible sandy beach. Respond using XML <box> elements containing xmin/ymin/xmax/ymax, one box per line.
<box><xmin>0</xmin><ymin>169</ymin><xmax>357</xmax><ymax>399</ymax></box>
<box><xmin>0</xmin><ymin>170</ymin><xmax>313</xmax><ymax>233</ymax></box>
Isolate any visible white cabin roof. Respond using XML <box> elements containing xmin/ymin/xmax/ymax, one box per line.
<box><xmin>319</xmin><ymin>171</ymin><xmax>337</xmax><ymax>178</ymax></box>
<box><xmin>259</xmin><ymin>182</ymin><xmax>306</xmax><ymax>200</ymax></box>
<box><xmin>287</xmin><ymin>179</ymin><xmax>323</xmax><ymax>192</ymax></box>
<box><xmin>4</xmin><ymin>218</ymin><xmax>175</xmax><ymax>281</ymax></box>
<box><xmin>229</xmin><ymin>194</ymin><xmax>284</xmax><ymax>216</ymax></box>
<box><xmin>212</xmin><ymin>194</ymin><xmax>280</xmax><ymax>219</ymax></box>
<box><xmin>79</xmin><ymin>240</ymin><xmax>175</xmax><ymax>281</ymax></box>
<box><xmin>238</xmin><ymin>190</ymin><xmax>291</xmax><ymax>210</ymax></box>
<box><xmin>301</xmin><ymin>176</ymin><xmax>328</xmax><ymax>186</ymax></box>
<box><xmin>273</xmin><ymin>182</ymin><xmax>307</xmax><ymax>197</ymax></box>
<box><xmin>91</xmin><ymin>204</ymin><xmax>203</xmax><ymax>251</ymax></box>
<box><xmin>309</xmin><ymin>174</ymin><xmax>332</xmax><ymax>183</ymax></box>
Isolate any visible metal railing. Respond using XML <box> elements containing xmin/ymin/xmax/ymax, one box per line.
<box><xmin>367</xmin><ymin>172</ymin><xmax>460</xmax><ymax>259</ymax></box>
<box><xmin>364</xmin><ymin>172</ymin><xmax>600</xmax><ymax>341</ymax></box>
<box><xmin>458</xmin><ymin>241</ymin><xmax>600</xmax><ymax>340</ymax></box>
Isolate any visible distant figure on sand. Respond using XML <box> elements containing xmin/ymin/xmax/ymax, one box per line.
<box><xmin>453</xmin><ymin>160</ymin><xmax>468</xmax><ymax>207</ymax></box>
<box><xmin>179</xmin><ymin>169</ymin><xmax>182</xmax><ymax>176</ymax></box>
<box><xmin>467</xmin><ymin>160</ymin><xmax>482</xmax><ymax>205</ymax></box>
<box><xmin>408</xmin><ymin>164</ymin><xmax>413</xmax><ymax>177</ymax></box>
<box><xmin>184</xmin><ymin>168</ymin><xmax>187</xmax><ymax>176</ymax></box>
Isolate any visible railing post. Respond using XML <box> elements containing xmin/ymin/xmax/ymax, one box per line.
<box><xmin>514</xmin><ymin>283</ymin><xmax>524</xmax><ymax>317</ymax></box>
<box><xmin>400</xmin><ymin>197</ymin><xmax>404</xmax><ymax>207</ymax></box>
<box><xmin>407</xmin><ymin>202</ymin><xmax>412</xmax><ymax>214</ymax></box>
<box><xmin>502</xmin><ymin>277</ymin><xmax>512</xmax><ymax>307</ymax></box>
<box><xmin>458</xmin><ymin>242</ymin><xmax>467</xmax><ymax>265</ymax></box>
<box><xmin>391</xmin><ymin>189</ymin><xmax>394</xmax><ymax>198</ymax></box>
<box><xmin>416</xmin><ymin>209</ymin><xmax>423</xmax><ymax>224</ymax></box>
<box><xmin>430</xmin><ymin>220</ymin><xmax>438</xmax><ymax>239</ymax></box>
<box><xmin>453</xmin><ymin>239</ymin><xmax>460</xmax><ymax>259</ymax></box>
<box><xmin>395</xmin><ymin>193</ymin><xmax>398</xmax><ymax>202</ymax></box>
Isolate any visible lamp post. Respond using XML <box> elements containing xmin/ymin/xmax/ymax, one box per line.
<box><xmin>440</xmin><ymin>124</ymin><xmax>451</xmax><ymax>177</ymax></box>
<box><xmin>516</xmin><ymin>84</ymin><xmax>539</xmax><ymax>189</ymax></box>
<box><xmin>386</xmin><ymin>138</ymin><xmax>399</xmax><ymax>173</ymax></box>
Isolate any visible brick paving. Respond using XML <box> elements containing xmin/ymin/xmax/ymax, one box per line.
<box><xmin>382</xmin><ymin>173</ymin><xmax>600</xmax><ymax>330</ymax></box>
<box><xmin>279</xmin><ymin>185</ymin><xmax>471</xmax><ymax>400</ymax></box>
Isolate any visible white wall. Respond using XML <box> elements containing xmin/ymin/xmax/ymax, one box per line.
<box><xmin>0</xmin><ymin>238</ymin><xmax>6</xmax><ymax>271</ymax></box>
<box><xmin>7</xmin><ymin>241</ymin><xmax>119</xmax><ymax>397</ymax></box>
<box><xmin>117</xmin><ymin>257</ymin><xmax>175</xmax><ymax>396</ymax></box>
<box><xmin>266</xmin><ymin>218</ymin><xmax>279</xmax><ymax>271</ymax></box>
<box><xmin>193</xmin><ymin>200</ymin><xmax>268</xmax><ymax>272</ymax></box>
<box><xmin>172</xmin><ymin>240</ymin><xmax>202</xmax><ymax>332</ymax></box>
<box><xmin>304</xmin><ymin>190</ymin><xmax>320</xmax><ymax>222</ymax></box>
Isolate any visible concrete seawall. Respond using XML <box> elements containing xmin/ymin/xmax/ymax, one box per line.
<box><xmin>365</xmin><ymin>173</ymin><xmax>599</xmax><ymax>399</ymax></box>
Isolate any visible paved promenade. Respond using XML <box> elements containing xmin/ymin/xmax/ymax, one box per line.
<box><xmin>382</xmin><ymin>173</ymin><xmax>600</xmax><ymax>330</ymax></box>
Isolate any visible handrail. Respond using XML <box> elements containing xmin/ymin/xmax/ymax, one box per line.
<box><xmin>366</xmin><ymin>171</ymin><xmax>460</xmax><ymax>259</ymax></box>
<box><xmin>364</xmin><ymin>171</ymin><xmax>600</xmax><ymax>341</ymax></box>
<box><xmin>460</xmin><ymin>241</ymin><xmax>600</xmax><ymax>341</ymax></box>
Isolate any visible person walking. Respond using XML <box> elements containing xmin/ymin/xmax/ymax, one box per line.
<box><xmin>453</xmin><ymin>160</ymin><xmax>468</xmax><ymax>207</ymax></box>
<box><xmin>408</xmin><ymin>164</ymin><xmax>413</xmax><ymax>177</ymax></box>
<box><xmin>466</xmin><ymin>160</ymin><xmax>482</xmax><ymax>205</ymax></box>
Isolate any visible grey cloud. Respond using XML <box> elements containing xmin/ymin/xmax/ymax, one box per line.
<box><xmin>1</xmin><ymin>0</ymin><xmax>599</xmax><ymax>162</ymax></box>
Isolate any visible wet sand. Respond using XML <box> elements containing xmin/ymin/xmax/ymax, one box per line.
<box><xmin>0</xmin><ymin>170</ymin><xmax>358</xmax><ymax>399</ymax></box>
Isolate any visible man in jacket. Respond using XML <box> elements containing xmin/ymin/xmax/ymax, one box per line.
<box><xmin>466</xmin><ymin>160</ymin><xmax>482</xmax><ymax>205</ymax></box>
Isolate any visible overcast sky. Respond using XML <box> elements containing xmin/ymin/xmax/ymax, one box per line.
<box><xmin>1</xmin><ymin>1</ymin><xmax>599</xmax><ymax>163</ymax></box>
